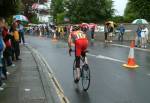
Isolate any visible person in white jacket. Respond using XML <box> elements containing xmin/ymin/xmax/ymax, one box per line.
<box><xmin>141</xmin><ymin>25</ymin><xmax>148</xmax><ymax>48</ymax></box>
<box><xmin>144</xmin><ymin>25</ymin><xmax>149</xmax><ymax>42</ymax></box>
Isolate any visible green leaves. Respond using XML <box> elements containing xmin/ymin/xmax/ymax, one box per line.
<box><xmin>51</xmin><ymin>0</ymin><xmax>114</xmax><ymax>24</ymax></box>
<box><xmin>66</xmin><ymin>0</ymin><xmax>114</xmax><ymax>23</ymax></box>
<box><xmin>124</xmin><ymin>0</ymin><xmax>150</xmax><ymax>21</ymax></box>
<box><xmin>0</xmin><ymin>0</ymin><xmax>21</xmax><ymax>18</ymax></box>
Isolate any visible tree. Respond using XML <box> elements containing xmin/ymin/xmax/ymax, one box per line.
<box><xmin>51</xmin><ymin>0</ymin><xmax>65</xmax><ymax>24</ymax></box>
<box><xmin>0</xmin><ymin>0</ymin><xmax>21</xmax><ymax>18</ymax></box>
<box><xmin>124</xmin><ymin>0</ymin><xmax>150</xmax><ymax>21</ymax></box>
<box><xmin>64</xmin><ymin>0</ymin><xmax>114</xmax><ymax>23</ymax></box>
<box><xmin>50</xmin><ymin>0</ymin><xmax>115</xmax><ymax>24</ymax></box>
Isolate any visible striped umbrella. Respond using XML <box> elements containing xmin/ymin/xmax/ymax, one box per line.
<box><xmin>13</xmin><ymin>15</ymin><xmax>29</xmax><ymax>25</ymax></box>
<box><xmin>132</xmin><ymin>19</ymin><xmax>148</xmax><ymax>24</ymax></box>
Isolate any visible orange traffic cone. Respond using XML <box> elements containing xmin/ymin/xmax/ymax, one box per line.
<box><xmin>52</xmin><ymin>33</ymin><xmax>58</xmax><ymax>42</ymax></box>
<box><xmin>123</xmin><ymin>40</ymin><xmax>139</xmax><ymax>68</ymax></box>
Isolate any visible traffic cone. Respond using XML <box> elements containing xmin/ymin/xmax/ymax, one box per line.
<box><xmin>123</xmin><ymin>40</ymin><xmax>139</xmax><ymax>68</ymax></box>
<box><xmin>52</xmin><ymin>33</ymin><xmax>57</xmax><ymax>42</ymax></box>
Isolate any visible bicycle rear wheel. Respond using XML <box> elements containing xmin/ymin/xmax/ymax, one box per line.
<box><xmin>81</xmin><ymin>64</ymin><xmax>90</xmax><ymax>91</ymax></box>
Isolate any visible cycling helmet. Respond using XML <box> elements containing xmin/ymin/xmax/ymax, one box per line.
<box><xmin>72</xmin><ymin>25</ymin><xmax>80</xmax><ymax>31</ymax></box>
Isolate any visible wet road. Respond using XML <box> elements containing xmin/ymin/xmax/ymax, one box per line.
<box><xmin>26</xmin><ymin>36</ymin><xmax>150</xmax><ymax>103</ymax></box>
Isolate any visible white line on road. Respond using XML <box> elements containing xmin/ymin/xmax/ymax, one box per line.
<box><xmin>111</xmin><ymin>43</ymin><xmax>150</xmax><ymax>52</ymax></box>
<box><xmin>87</xmin><ymin>53</ymin><xmax>125</xmax><ymax>63</ymax></box>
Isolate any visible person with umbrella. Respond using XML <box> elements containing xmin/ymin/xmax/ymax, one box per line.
<box><xmin>10</xmin><ymin>21</ymin><xmax>21</xmax><ymax>60</ymax></box>
<box><xmin>107</xmin><ymin>21</ymin><xmax>114</xmax><ymax>42</ymax></box>
<box><xmin>18</xmin><ymin>22</ymin><xmax>25</xmax><ymax>44</ymax></box>
<box><xmin>104</xmin><ymin>22</ymin><xmax>109</xmax><ymax>42</ymax></box>
<box><xmin>141</xmin><ymin>25</ymin><xmax>148</xmax><ymax>48</ymax></box>
<box><xmin>89</xmin><ymin>23</ymin><xmax>96</xmax><ymax>40</ymax></box>
<box><xmin>13</xmin><ymin>15</ymin><xmax>28</xmax><ymax>44</ymax></box>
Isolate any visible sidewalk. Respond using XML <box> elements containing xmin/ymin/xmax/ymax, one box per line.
<box><xmin>0</xmin><ymin>45</ymin><xmax>52</xmax><ymax>103</ymax></box>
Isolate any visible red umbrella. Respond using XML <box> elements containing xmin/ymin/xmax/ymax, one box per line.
<box><xmin>88</xmin><ymin>23</ymin><xmax>97</xmax><ymax>29</ymax></box>
<box><xmin>81</xmin><ymin>23</ymin><xmax>89</xmax><ymax>28</ymax></box>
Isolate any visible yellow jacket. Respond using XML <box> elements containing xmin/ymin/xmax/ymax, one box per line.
<box><xmin>13</xmin><ymin>31</ymin><xmax>19</xmax><ymax>41</ymax></box>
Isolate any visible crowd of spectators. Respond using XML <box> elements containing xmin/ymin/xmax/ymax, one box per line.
<box><xmin>0</xmin><ymin>17</ymin><xmax>24</xmax><ymax>91</ymax></box>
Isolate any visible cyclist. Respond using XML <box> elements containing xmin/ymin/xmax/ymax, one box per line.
<box><xmin>68</xmin><ymin>25</ymin><xmax>88</xmax><ymax>83</ymax></box>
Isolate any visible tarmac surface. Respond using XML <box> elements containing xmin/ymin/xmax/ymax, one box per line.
<box><xmin>0</xmin><ymin>45</ymin><xmax>55</xmax><ymax>103</ymax></box>
<box><xmin>1</xmin><ymin>35</ymin><xmax>150</xmax><ymax>103</ymax></box>
<box><xmin>26</xmin><ymin>35</ymin><xmax>150</xmax><ymax>103</ymax></box>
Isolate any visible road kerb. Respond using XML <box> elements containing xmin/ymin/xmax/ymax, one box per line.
<box><xmin>27</xmin><ymin>45</ymin><xmax>70</xmax><ymax>103</ymax></box>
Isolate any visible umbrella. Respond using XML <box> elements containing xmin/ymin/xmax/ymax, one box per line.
<box><xmin>81</xmin><ymin>23</ymin><xmax>89</xmax><ymax>28</ymax></box>
<box><xmin>132</xmin><ymin>19</ymin><xmax>148</xmax><ymax>24</ymax></box>
<box><xmin>88</xmin><ymin>23</ymin><xmax>97</xmax><ymax>28</ymax></box>
<box><xmin>13</xmin><ymin>15</ymin><xmax>29</xmax><ymax>25</ymax></box>
<box><xmin>105</xmin><ymin>21</ymin><xmax>114</xmax><ymax>27</ymax></box>
<box><xmin>105</xmin><ymin>21</ymin><xmax>117</xmax><ymax>28</ymax></box>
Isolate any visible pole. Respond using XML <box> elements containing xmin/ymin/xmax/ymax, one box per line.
<box><xmin>37</xmin><ymin>0</ymin><xmax>40</xmax><ymax>21</ymax></box>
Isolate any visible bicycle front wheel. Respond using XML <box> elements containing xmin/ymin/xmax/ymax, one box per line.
<box><xmin>82</xmin><ymin>64</ymin><xmax>90</xmax><ymax>91</ymax></box>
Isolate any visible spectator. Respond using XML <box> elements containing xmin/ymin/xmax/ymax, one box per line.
<box><xmin>46</xmin><ymin>25</ymin><xmax>50</xmax><ymax>38</ymax></box>
<box><xmin>18</xmin><ymin>23</ymin><xmax>25</xmax><ymax>44</ymax></box>
<box><xmin>118</xmin><ymin>24</ymin><xmax>125</xmax><ymax>42</ymax></box>
<box><xmin>135</xmin><ymin>25</ymin><xmax>142</xmax><ymax>47</ymax></box>
<box><xmin>141</xmin><ymin>25</ymin><xmax>147</xmax><ymax>48</ymax></box>
<box><xmin>108</xmin><ymin>24</ymin><xmax>114</xmax><ymax>42</ymax></box>
<box><xmin>3</xmin><ymin>23</ymin><xmax>15</xmax><ymax>67</ymax></box>
<box><xmin>104</xmin><ymin>24</ymin><xmax>109</xmax><ymax>42</ymax></box>
<box><xmin>0</xmin><ymin>17</ymin><xmax>6</xmax><ymax>90</ymax></box>
<box><xmin>29</xmin><ymin>27</ymin><xmax>33</xmax><ymax>35</ymax></box>
<box><xmin>91</xmin><ymin>27</ymin><xmax>95</xmax><ymax>40</ymax></box>
<box><xmin>144</xmin><ymin>25</ymin><xmax>149</xmax><ymax>42</ymax></box>
<box><xmin>11</xmin><ymin>22</ymin><xmax>21</xmax><ymax>60</ymax></box>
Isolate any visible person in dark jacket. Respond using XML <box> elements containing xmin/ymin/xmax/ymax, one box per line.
<box><xmin>10</xmin><ymin>22</ymin><xmax>21</xmax><ymax>60</ymax></box>
<box><xmin>118</xmin><ymin>24</ymin><xmax>125</xmax><ymax>42</ymax></box>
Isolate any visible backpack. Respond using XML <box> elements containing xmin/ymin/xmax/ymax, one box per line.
<box><xmin>0</xmin><ymin>38</ymin><xmax>4</xmax><ymax>52</ymax></box>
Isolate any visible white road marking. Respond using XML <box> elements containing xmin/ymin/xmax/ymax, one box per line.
<box><xmin>87</xmin><ymin>53</ymin><xmax>125</xmax><ymax>63</ymax></box>
<box><xmin>111</xmin><ymin>43</ymin><xmax>150</xmax><ymax>52</ymax></box>
<box><xmin>24</xmin><ymin>88</ymin><xmax>31</xmax><ymax>92</ymax></box>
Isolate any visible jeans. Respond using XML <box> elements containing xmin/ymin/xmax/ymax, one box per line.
<box><xmin>105</xmin><ymin>33</ymin><xmax>108</xmax><ymax>40</ymax></box>
<box><xmin>2</xmin><ymin>58</ymin><xmax>7</xmax><ymax>79</ymax></box>
<box><xmin>135</xmin><ymin>36</ymin><xmax>141</xmax><ymax>47</ymax></box>
<box><xmin>0</xmin><ymin>67</ymin><xmax>2</xmax><ymax>86</ymax></box>
<box><xmin>4</xmin><ymin>47</ymin><xmax>13</xmax><ymax>66</ymax></box>
<box><xmin>118</xmin><ymin>32</ymin><xmax>124</xmax><ymax>42</ymax></box>
<box><xmin>0</xmin><ymin>55</ymin><xmax>2</xmax><ymax>86</ymax></box>
<box><xmin>13</xmin><ymin>41</ymin><xmax>20</xmax><ymax>60</ymax></box>
<box><xmin>19</xmin><ymin>31</ymin><xmax>25</xmax><ymax>43</ymax></box>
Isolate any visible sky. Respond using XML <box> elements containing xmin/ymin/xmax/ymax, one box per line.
<box><xmin>113</xmin><ymin>0</ymin><xmax>128</xmax><ymax>16</ymax></box>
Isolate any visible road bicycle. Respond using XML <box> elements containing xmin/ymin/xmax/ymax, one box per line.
<box><xmin>71</xmin><ymin>51</ymin><xmax>90</xmax><ymax>91</ymax></box>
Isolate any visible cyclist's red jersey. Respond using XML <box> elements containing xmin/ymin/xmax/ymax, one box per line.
<box><xmin>70</xmin><ymin>30</ymin><xmax>88</xmax><ymax>56</ymax></box>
